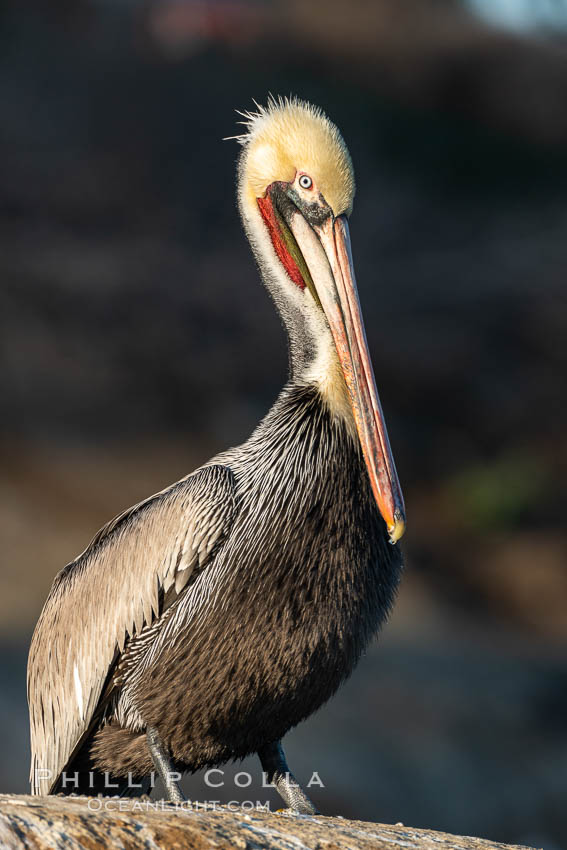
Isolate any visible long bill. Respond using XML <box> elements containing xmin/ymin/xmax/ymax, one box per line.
<box><xmin>286</xmin><ymin>210</ymin><xmax>406</xmax><ymax>543</ymax></box>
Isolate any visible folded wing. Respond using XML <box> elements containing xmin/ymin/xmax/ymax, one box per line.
<box><xmin>27</xmin><ymin>464</ymin><xmax>236</xmax><ymax>795</ymax></box>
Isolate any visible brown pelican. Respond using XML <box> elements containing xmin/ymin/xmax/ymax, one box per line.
<box><xmin>27</xmin><ymin>97</ymin><xmax>405</xmax><ymax>812</ymax></box>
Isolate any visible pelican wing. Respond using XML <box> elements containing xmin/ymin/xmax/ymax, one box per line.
<box><xmin>27</xmin><ymin>464</ymin><xmax>236</xmax><ymax>795</ymax></box>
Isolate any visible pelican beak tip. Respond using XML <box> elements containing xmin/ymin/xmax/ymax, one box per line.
<box><xmin>388</xmin><ymin>511</ymin><xmax>406</xmax><ymax>545</ymax></box>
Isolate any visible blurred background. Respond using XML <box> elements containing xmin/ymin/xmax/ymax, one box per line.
<box><xmin>1</xmin><ymin>0</ymin><xmax>566</xmax><ymax>846</ymax></box>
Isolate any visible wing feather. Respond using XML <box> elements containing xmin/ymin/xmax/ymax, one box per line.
<box><xmin>27</xmin><ymin>464</ymin><xmax>236</xmax><ymax>795</ymax></box>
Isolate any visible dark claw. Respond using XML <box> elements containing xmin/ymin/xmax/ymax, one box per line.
<box><xmin>258</xmin><ymin>740</ymin><xmax>317</xmax><ymax>815</ymax></box>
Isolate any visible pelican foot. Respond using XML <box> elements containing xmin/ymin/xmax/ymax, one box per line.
<box><xmin>146</xmin><ymin>726</ymin><xmax>185</xmax><ymax>803</ymax></box>
<box><xmin>258</xmin><ymin>740</ymin><xmax>317</xmax><ymax>815</ymax></box>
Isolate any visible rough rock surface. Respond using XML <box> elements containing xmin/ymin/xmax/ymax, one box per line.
<box><xmin>0</xmin><ymin>794</ymin><xmax>536</xmax><ymax>850</ymax></box>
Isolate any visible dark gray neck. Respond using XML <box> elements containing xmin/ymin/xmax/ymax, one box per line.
<box><xmin>244</xmin><ymin>380</ymin><xmax>354</xmax><ymax>468</ymax></box>
<box><xmin>279</xmin><ymin>302</ymin><xmax>320</xmax><ymax>381</ymax></box>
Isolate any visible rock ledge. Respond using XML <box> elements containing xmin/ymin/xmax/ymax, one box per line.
<box><xmin>0</xmin><ymin>794</ymin><xmax>535</xmax><ymax>850</ymax></box>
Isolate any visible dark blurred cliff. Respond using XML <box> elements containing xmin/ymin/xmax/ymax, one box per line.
<box><xmin>0</xmin><ymin>2</ymin><xmax>566</xmax><ymax>848</ymax></box>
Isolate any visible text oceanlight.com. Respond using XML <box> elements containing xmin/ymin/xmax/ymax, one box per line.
<box><xmin>87</xmin><ymin>799</ymin><xmax>275</xmax><ymax>812</ymax></box>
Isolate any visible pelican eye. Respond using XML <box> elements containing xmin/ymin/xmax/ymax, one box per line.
<box><xmin>298</xmin><ymin>174</ymin><xmax>313</xmax><ymax>190</ymax></box>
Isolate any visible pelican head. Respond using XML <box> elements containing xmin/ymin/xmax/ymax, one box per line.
<box><xmin>234</xmin><ymin>96</ymin><xmax>405</xmax><ymax>543</ymax></box>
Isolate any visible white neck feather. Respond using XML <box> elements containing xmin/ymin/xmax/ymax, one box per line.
<box><xmin>237</xmin><ymin>176</ymin><xmax>356</xmax><ymax>438</ymax></box>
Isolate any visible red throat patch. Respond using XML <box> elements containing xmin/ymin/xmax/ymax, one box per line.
<box><xmin>257</xmin><ymin>196</ymin><xmax>305</xmax><ymax>289</ymax></box>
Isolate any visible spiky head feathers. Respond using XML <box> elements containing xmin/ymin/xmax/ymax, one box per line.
<box><xmin>234</xmin><ymin>97</ymin><xmax>355</xmax><ymax>217</ymax></box>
